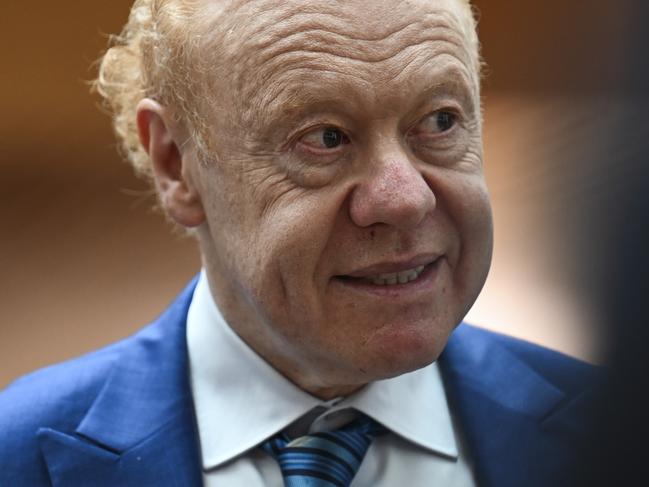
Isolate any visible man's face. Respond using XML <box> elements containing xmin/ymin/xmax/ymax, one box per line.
<box><xmin>190</xmin><ymin>0</ymin><xmax>492</xmax><ymax>396</ymax></box>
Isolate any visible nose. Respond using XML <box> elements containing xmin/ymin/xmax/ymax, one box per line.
<box><xmin>348</xmin><ymin>157</ymin><xmax>436</xmax><ymax>229</ymax></box>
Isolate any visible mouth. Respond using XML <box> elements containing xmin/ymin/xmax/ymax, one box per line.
<box><xmin>333</xmin><ymin>255</ymin><xmax>443</xmax><ymax>290</ymax></box>
<box><xmin>341</xmin><ymin>264</ymin><xmax>427</xmax><ymax>286</ymax></box>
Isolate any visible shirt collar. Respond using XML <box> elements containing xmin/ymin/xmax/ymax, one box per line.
<box><xmin>187</xmin><ymin>271</ymin><xmax>458</xmax><ymax>469</ymax></box>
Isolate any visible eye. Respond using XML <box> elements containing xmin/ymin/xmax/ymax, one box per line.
<box><xmin>299</xmin><ymin>126</ymin><xmax>350</xmax><ymax>151</ymax></box>
<box><xmin>416</xmin><ymin>110</ymin><xmax>457</xmax><ymax>134</ymax></box>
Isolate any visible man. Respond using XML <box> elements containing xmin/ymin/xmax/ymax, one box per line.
<box><xmin>0</xmin><ymin>0</ymin><xmax>594</xmax><ymax>485</ymax></box>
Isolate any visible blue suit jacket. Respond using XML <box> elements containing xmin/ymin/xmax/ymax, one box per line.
<box><xmin>0</xmin><ymin>278</ymin><xmax>594</xmax><ymax>486</ymax></box>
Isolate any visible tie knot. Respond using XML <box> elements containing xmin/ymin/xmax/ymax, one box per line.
<box><xmin>262</xmin><ymin>413</ymin><xmax>386</xmax><ymax>487</ymax></box>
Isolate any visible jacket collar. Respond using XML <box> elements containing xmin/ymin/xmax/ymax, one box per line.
<box><xmin>38</xmin><ymin>278</ymin><xmax>203</xmax><ymax>487</ymax></box>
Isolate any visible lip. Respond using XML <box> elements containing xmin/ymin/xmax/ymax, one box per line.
<box><xmin>341</xmin><ymin>253</ymin><xmax>441</xmax><ymax>278</ymax></box>
<box><xmin>331</xmin><ymin>255</ymin><xmax>445</xmax><ymax>299</ymax></box>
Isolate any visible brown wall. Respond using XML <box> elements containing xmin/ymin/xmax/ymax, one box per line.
<box><xmin>1</xmin><ymin>1</ymin><xmax>631</xmax><ymax>387</ymax></box>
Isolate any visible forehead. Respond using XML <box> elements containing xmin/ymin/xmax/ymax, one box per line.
<box><xmin>199</xmin><ymin>0</ymin><xmax>477</xmax><ymax>122</ymax></box>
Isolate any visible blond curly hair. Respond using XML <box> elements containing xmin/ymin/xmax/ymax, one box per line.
<box><xmin>95</xmin><ymin>0</ymin><xmax>480</xmax><ymax>181</ymax></box>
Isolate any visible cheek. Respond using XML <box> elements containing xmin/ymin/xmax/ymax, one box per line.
<box><xmin>462</xmin><ymin>179</ymin><xmax>493</xmax><ymax>256</ymax></box>
<box><xmin>242</xmin><ymin>188</ymin><xmax>350</xmax><ymax>317</ymax></box>
<box><xmin>448</xmin><ymin>175</ymin><xmax>494</xmax><ymax>296</ymax></box>
<box><xmin>201</xmin><ymin>152</ymin><xmax>352</xmax><ymax>305</ymax></box>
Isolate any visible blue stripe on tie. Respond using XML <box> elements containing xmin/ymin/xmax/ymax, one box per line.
<box><xmin>283</xmin><ymin>469</ymin><xmax>345</xmax><ymax>487</ymax></box>
<box><xmin>279</xmin><ymin>447</ymin><xmax>357</xmax><ymax>475</ymax></box>
<box><xmin>261</xmin><ymin>413</ymin><xmax>386</xmax><ymax>487</ymax></box>
<box><xmin>311</xmin><ymin>432</ymin><xmax>366</xmax><ymax>462</ymax></box>
<box><xmin>280</xmin><ymin>457</ymin><xmax>351</xmax><ymax>484</ymax></box>
<box><xmin>287</xmin><ymin>437</ymin><xmax>362</xmax><ymax>470</ymax></box>
<box><xmin>332</xmin><ymin>430</ymin><xmax>370</xmax><ymax>455</ymax></box>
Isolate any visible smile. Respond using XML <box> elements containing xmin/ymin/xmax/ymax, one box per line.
<box><xmin>364</xmin><ymin>265</ymin><xmax>426</xmax><ymax>286</ymax></box>
<box><xmin>335</xmin><ymin>255</ymin><xmax>442</xmax><ymax>291</ymax></box>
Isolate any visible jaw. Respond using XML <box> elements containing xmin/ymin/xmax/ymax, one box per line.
<box><xmin>200</xmin><ymin>241</ymin><xmax>463</xmax><ymax>398</ymax></box>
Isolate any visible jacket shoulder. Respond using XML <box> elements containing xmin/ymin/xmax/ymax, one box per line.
<box><xmin>0</xmin><ymin>277</ymin><xmax>198</xmax><ymax>485</ymax></box>
<box><xmin>0</xmin><ymin>333</ymin><xmax>132</xmax><ymax>482</ymax></box>
<box><xmin>444</xmin><ymin>324</ymin><xmax>599</xmax><ymax>487</ymax></box>
<box><xmin>454</xmin><ymin>323</ymin><xmax>597</xmax><ymax>393</ymax></box>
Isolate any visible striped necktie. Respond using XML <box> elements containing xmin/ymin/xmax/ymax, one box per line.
<box><xmin>261</xmin><ymin>413</ymin><xmax>386</xmax><ymax>487</ymax></box>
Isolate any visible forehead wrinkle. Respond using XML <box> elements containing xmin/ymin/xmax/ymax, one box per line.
<box><xmin>236</xmin><ymin>25</ymin><xmax>472</xmax><ymax>120</ymax></box>
<box><xmin>245</xmin><ymin>10</ymin><xmax>423</xmax><ymax>47</ymax></box>
<box><xmin>244</xmin><ymin>11</ymin><xmax>468</xmax><ymax>68</ymax></box>
<box><xmin>240</xmin><ymin>35</ymin><xmax>474</xmax><ymax>129</ymax></box>
<box><xmin>215</xmin><ymin>1</ymin><xmax>472</xmax><ymax>87</ymax></box>
<box><xmin>196</xmin><ymin>0</ymin><xmax>476</xmax><ymax>75</ymax></box>
<box><xmin>221</xmin><ymin>0</ymin><xmax>460</xmax><ymax>43</ymax></box>
<box><xmin>197</xmin><ymin>0</ymin><xmax>478</xmax><ymax>137</ymax></box>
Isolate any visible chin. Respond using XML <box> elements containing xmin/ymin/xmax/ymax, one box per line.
<box><xmin>363</xmin><ymin>322</ymin><xmax>452</xmax><ymax>379</ymax></box>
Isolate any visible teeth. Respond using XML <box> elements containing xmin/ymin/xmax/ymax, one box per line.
<box><xmin>368</xmin><ymin>265</ymin><xmax>426</xmax><ymax>286</ymax></box>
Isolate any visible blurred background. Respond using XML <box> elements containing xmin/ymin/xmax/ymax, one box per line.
<box><xmin>1</xmin><ymin>0</ymin><xmax>644</xmax><ymax>388</ymax></box>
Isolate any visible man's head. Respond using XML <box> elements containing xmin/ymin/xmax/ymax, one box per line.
<box><xmin>98</xmin><ymin>0</ymin><xmax>493</xmax><ymax>398</ymax></box>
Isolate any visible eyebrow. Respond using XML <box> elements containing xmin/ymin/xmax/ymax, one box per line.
<box><xmin>249</xmin><ymin>69</ymin><xmax>370</xmax><ymax>127</ymax></box>
<box><xmin>416</xmin><ymin>70</ymin><xmax>478</xmax><ymax>114</ymax></box>
<box><xmin>251</xmin><ymin>63</ymin><xmax>478</xmax><ymax>133</ymax></box>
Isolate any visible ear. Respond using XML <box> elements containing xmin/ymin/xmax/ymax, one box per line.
<box><xmin>136</xmin><ymin>99</ymin><xmax>206</xmax><ymax>228</ymax></box>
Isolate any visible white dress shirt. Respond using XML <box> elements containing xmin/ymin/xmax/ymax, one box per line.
<box><xmin>187</xmin><ymin>271</ymin><xmax>476</xmax><ymax>486</ymax></box>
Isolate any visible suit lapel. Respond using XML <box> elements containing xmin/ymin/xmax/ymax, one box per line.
<box><xmin>440</xmin><ymin>324</ymin><xmax>574</xmax><ymax>487</ymax></box>
<box><xmin>38</xmin><ymin>414</ymin><xmax>201</xmax><ymax>487</ymax></box>
<box><xmin>38</xmin><ymin>278</ymin><xmax>203</xmax><ymax>487</ymax></box>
